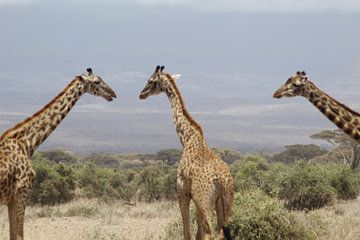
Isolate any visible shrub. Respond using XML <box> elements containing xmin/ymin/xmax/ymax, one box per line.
<box><xmin>162</xmin><ymin>167</ymin><xmax>178</xmax><ymax>200</ymax></box>
<box><xmin>135</xmin><ymin>165</ymin><xmax>177</xmax><ymax>202</ymax></box>
<box><xmin>271</xmin><ymin>144</ymin><xmax>327</xmax><ymax>164</ymax></box>
<box><xmin>261</xmin><ymin>162</ymin><xmax>290</xmax><ymax>197</ymax></box>
<box><xmin>279</xmin><ymin>161</ymin><xmax>336</xmax><ymax>210</ymax></box>
<box><xmin>78</xmin><ymin>164</ymin><xmax>135</xmax><ymax>202</ymax></box>
<box><xmin>156</xmin><ymin>149</ymin><xmax>182</xmax><ymax>165</ymax></box>
<box><xmin>213</xmin><ymin>148</ymin><xmax>242</xmax><ymax>164</ymax></box>
<box><xmin>29</xmin><ymin>153</ymin><xmax>76</xmax><ymax>205</ymax></box>
<box><xmin>41</xmin><ymin>149</ymin><xmax>78</xmax><ymax>164</ymax></box>
<box><xmin>328</xmin><ymin>165</ymin><xmax>360</xmax><ymax>200</ymax></box>
<box><xmin>231</xmin><ymin>156</ymin><xmax>269</xmax><ymax>193</ymax></box>
<box><xmin>82</xmin><ymin>153</ymin><xmax>120</xmax><ymax>168</ymax></box>
<box><xmin>228</xmin><ymin>190</ymin><xmax>316</xmax><ymax>240</ymax></box>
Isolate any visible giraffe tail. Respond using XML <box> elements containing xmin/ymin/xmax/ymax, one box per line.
<box><xmin>221</xmin><ymin>194</ymin><xmax>234</xmax><ymax>240</ymax></box>
<box><xmin>222</xmin><ymin>226</ymin><xmax>234</xmax><ymax>240</ymax></box>
<box><xmin>221</xmin><ymin>179</ymin><xmax>234</xmax><ymax>240</ymax></box>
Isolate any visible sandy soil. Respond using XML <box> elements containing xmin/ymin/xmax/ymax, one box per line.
<box><xmin>0</xmin><ymin>199</ymin><xmax>179</xmax><ymax>240</ymax></box>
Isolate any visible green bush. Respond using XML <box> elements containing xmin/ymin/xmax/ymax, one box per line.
<box><xmin>279</xmin><ymin>161</ymin><xmax>336</xmax><ymax>210</ymax></box>
<box><xmin>78</xmin><ymin>164</ymin><xmax>135</xmax><ymax>202</ymax></box>
<box><xmin>29</xmin><ymin>148</ymin><xmax>360</xmax><ymax>207</ymax></box>
<box><xmin>261</xmin><ymin>162</ymin><xmax>290</xmax><ymax>197</ymax></box>
<box><xmin>41</xmin><ymin>149</ymin><xmax>78</xmax><ymax>164</ymax></box>
<box><xmin>162</xmin><ymin>167</ymin><xmax>178</xmax><ymax>200</ymax></box>
<box><xmin>29</xmin><ymin>153</ymin><xmax>76</xmax><ymax>205</ymax></box>
<box><xmin>229</xmin><ymin>190</ymin><xmax>316</xmax><ymax>240</ymax></box>
<box><xmin>135</xmin><ymin>165</ymin><xmax>177</xmax><ymax>202</ymax></box>
<box><xmin>82</xmin><ymin>153</ymin><xmax>120</xmax><ymax>168</ymax></box>
<box><xmin>156</xmin><ymin>149</ymin><xmax>182</xmax><ymax>165</ymax></box>
<box><xmin>231</xmin><ymin>156</ymin><xmax>270</xmax><ymax>193</ymax></box>
<box><xmin>213</xmin><ymin>148</ymin><xmax>242</xmax><ymax>164</ymax></box>
<box><xmin>327</xmin><ymin>165</ymin><xmax>360</xmax><ymax>200</ymax></box>
<box><xmin>271</xmin><ymin>144</ymin><xmax>327</xmax><ymax>164</ymax></box>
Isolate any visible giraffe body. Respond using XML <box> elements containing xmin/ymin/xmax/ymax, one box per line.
<box><xmin>140</xmin><ymin>66</ymin><xmax>234</xmax><ymax>240</ymax></box>
<box><xmin>0</xmin><ymin>69</ymin><xmax>116</xmax><ymax>240</ymax></box>
<box><xmin>273</xmin><ymin>71</ymin><xmax>360</xmax><ymax>142</ymax></box>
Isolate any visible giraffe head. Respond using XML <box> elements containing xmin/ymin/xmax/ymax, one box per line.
<box><xmin>273</xmin><ymin>71</ymin><xmax>308</xmax><ymax>99</ymax></box>
<box><xmin>80</xmin><ymin>68</ymin><xmax>117</xmax><ymax>101</ymax></box>
<box><xmin>139</xmin><ymin>65</ymin><xmax>181</xmax><ymax>99</ymax></box>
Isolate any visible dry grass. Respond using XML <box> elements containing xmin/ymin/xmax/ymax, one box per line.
<box><xmin>1</xmin><ymin>197</ymin><xmax>360</xmax><ymax>239</ymax></box>
<box><xmin>0</xmin><ymin>199</ymin><xmax>178</xmax><ymax>240</ymax></box>
<box><xmin>301</xmin><ymin>197</ymin><xmax>360</xmax><ymax>240</ymax></box>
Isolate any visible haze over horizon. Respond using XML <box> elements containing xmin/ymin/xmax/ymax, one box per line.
<box><xmin>1</xmin><ymin>0</ymin><xmax>360</xmax><ymax>153</ymax></box>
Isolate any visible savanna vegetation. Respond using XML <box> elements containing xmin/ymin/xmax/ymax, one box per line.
<box><xmin>27</xmin><ymin>133</ymin><xmax>360</xmax><ymax>239</ymax></box>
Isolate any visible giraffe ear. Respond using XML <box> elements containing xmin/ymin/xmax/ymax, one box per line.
<box><xmin>171</xmin><ymin>74</ymin><xmax>181</xmax><ymax>81</ymax></box>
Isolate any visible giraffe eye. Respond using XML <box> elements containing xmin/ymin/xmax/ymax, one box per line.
<box><xmin>94</xmin><ymin>80</ymin><xmax>100</xmax><ymax>84</ymax></box>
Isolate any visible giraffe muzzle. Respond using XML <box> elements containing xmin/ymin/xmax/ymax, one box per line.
<box><xmin>104</xmin><ymin>90</ymin><xmax>117</xmax><ymax>101</ymax></box>
<box><xmin>139</xmin><ymin>92</ymin><xmax>147</xmax><ymax>99</ymax></box>
<box><xmin>139</xmin><ymin>87</ymin><xmax>150</xmax><ymax>99</ymax></box>
<box><xmin>273</xmin><ymin>90</ymin><xmax>283</xmax><ymax>98</ymax></box>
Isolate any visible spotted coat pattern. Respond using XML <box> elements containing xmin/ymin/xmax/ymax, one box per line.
<box><xmin>305</xmin><ymin>82</ymin><xmax>360</xmax><ymax>141</ymax></box>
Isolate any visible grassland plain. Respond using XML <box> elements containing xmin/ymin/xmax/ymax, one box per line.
<box><xmin>1</xmin><ymin>197</ymin><xmax>360</xmax><ymax>239</ymax></box>
<box><xmin>0</xmin><ymin>199</ymin><xmax>178</xmax><ymax>240</ymax></box>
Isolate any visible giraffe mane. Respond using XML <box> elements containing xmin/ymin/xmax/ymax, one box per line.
<box><xmin>0</xmin><ymin>78</ymin><xmax>79</xmax><ymax>141</ymax></box>
<box><xmin>310</xmin><ymin>81</ymin><xmax>360</xmax><ymax>117</ymax></box>
<box><xmin>164</xmin><ymin>73</ymin><xmax>204</xmax><ymax>137</ymax></box>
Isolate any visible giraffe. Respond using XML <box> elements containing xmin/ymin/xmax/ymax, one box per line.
<box><xmin>139</xmin><ymin>66</ymin><xmax>234</xmax><ymax>240</ymax></box>
<box><xmin>0</xmin><ymin>68</ymin><xmax>116</xmax><ymax>240</ymax></box>
<box><xmin>273</xmin><ymin>71</ymin><xmax>360</xmax><ymax>142</ymax></box>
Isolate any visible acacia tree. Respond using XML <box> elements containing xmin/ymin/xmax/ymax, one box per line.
<box><xmin>271</xmin><ymin>144</ymin><xmax>327</xmax><ymax>164</ymax></box>
<box><xmin>311</xmin><ymin>129</ymin><xmax>360</xmax><ymax>169</ymax></box>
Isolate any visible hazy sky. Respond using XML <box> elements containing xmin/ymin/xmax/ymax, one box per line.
<box><xmin>0</xmin><ymin>0</ymin><xmax>360</xmax><ymax>153</ymax></box>
<box><xmin>2</xmin><ymin>0</ymin><xmax>360</xmax><ymax>12</ymax></box>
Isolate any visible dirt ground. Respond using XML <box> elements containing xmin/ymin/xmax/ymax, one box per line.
<box><xmin>0</xmin><ymin>199</ymin><xmax>179</xmax><ymax>240</ymax></box>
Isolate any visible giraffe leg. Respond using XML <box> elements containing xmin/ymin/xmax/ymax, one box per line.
<box><xmin>197</xmin><ymin>207</ymin><xmax>213</xmax><ymax>240</ymax></box>
<box><xmin>15</xmin><ymin>196</ymin><xmax>26</xmax><ymax>240</ymax></box>
<box><xmin>11</xmin><ymin>184</ymin><xmax>29</xmax><ymax>240</ymax></box>
<box><xmin>196</xmin><ymin>209</ymin><xmax>204</xmax><ymax>240</ymax></box>
<box><xmin>193</xmin><ymin>196</ymin><xmax>215</xmax><ymax>240</ymax></box>
<box><xmin>215</xmin><ymin>197</ymin><xmax>225</xmax><ymax>240</ymax></box>
<box><xmin>8</xmin><ymin>199</ymin><xmax>17</xmax><ymax>240</ymax></box>
<box><xmin>177</xmin><ymin>176</ymin><xmax>192</xmax><ymax>240</ymax></box>
<box><xmin>179</xmin><ymin>194</ymin><xmax>191</xmax><ymax>240</ymax></box>
<box><xmin>7</xmin><ymin>196</ymin><xmax>26</xmax><ymax>240</ymax></box>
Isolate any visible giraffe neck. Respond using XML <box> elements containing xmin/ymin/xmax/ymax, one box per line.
<box><xmin>0</xmin><ymin>77</ymin><xmax>86</xmax><ymax>155</ymax></box>
<box><xmin>304</xmin><ymin>81</ymin><xmax>360</xmax><ymax>141</ymax></box>
<box><xmin>163</xmin><ymin>78</ymin><xmax>205</xmax><ymax>147</ymax></box>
